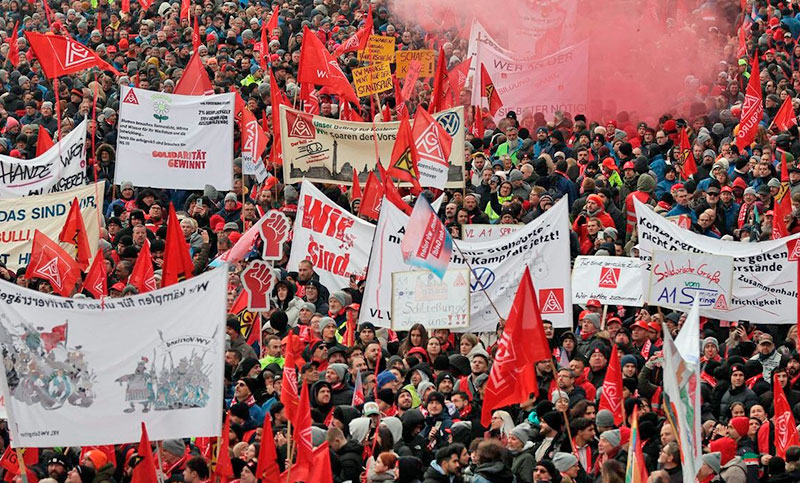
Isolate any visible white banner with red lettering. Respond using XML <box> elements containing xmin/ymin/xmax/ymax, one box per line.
<box><xmin>571</xmin><ymin>256</ymin><xmax>644</xmax><ymax>306</ymax></box>
<box><xmin>361</xmin><ymin>197</ymin><xmax>572</xmax><ymax>331</ymax></box>
<box><xmin>287</xmin><ymin>180</ymin><xmax>375</xmax><ymax>292</ymax></box>
<box><xmin>467</xmin><ymin>22</ymin><xmax>588</xmax><ymax>121</ymax></box>
<box><xmin>115</xmin><ymin>87</ymin><xmax>234</xmax><ymax>190</ymax></box>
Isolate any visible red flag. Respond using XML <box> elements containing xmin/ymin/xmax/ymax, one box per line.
<box><xmin>736</xmin><ymin>53</ymin><xmax>764</xmax><ymax>151</ymax></box>
<box><xmin>412</xmin><ymin>107</ymin><xmax>453</xmax><ymax>189</ymax></box>
<box><xmin>83</xmin><ymin>250</ymin><xmax>107</xmax><ymax>299</ymax></box>
<box><xmin>255</xmin><ymin>416</ymin><xmax>281</xmax><ymax>482</ymax></box>
<box><xmin>359</xmin><ymin>171</ymin><xmax>384</xmax><ymax>219</ymax></box>
<box><xmin>301</xmin><ymin>87</ymin><xmax>320</xmax><ymax>115</ymax></box>
<box><xmin>297</xmin><ymin>26</ymin><xmax>358</xmax><ymax>104</ymax></box>
<box><xmin>352</xmin><ymin>168</ymin><xmax>362</xmax><ymax>201</ymax></box>
<box><xmin>429</xmin><ymin>46</ymin><xmax>449</xmax><ymax>113</ymax></box>
<box><xmin>269</xmin><ymin>74</ymin><xmax>291</xmax><ymax>166</ymax></box>
<box><xmin>121</xmin><ymin>0</ymin><xmax>130</xmax><ymax>14</ymax></box>
<box><xmin>293</xmin><ymin>382</ymin><xmax>314</xmax><ymax>471</ymax></box>
<box><xmin>773</xmin><ymin>151</ymin><xmax>793</xmax><ymax>239</ymax></box>
<box><xmin>241</xmin><ymin>107</ymin><xmax>269</xmax><ymax>171</ymax></box>
<box><xmin>480</xmin><ymin>63</ymin><xmax>502</xmax><ymax>116</ymax></box>
<box><xmin>214</xmin><ymin>413</ymin><xmax>234</xmax><ymax>483</ymax></box>
<box><xmin>7</xmin><ymin>22</ymin><xmax>19</xmax><ymax>68</ymax></box>
<box><xmin>306</xmin><ymin>442</ymin><xmax>334</xmax><ymax>483</ymax></box>
<box><xmin>280</xmin><ymin>333</ymin><xmax>301</xmax><ymax>423</ymax></box>
<box><xmin>129</xmin><ymin>240</ymin><xmax>157</xmax><ymax>293</ymax></box>
<box><xmin>332</xmin><ymin>5</ymin><xmax>373</xmax><ymax>57</ymax></box>
<box><xmin>340</xmin><ymin>101</ymin><xmax>364</xmax><ymax>122</ymax></box>
<box><xmin>162</xmin><ymin>204</ymin><xmax>194</xmax><ymax>286</ymax></box>
<box><xmin>448</xmin><ymin>58</ymin><xmax>472</xmax><ymax>100</ymax></box>
<box><xmin>265</xmin><ymin>5</ymin><xmax>280</xmax><ymax>41</ymax></box>
<box><xmin>26</xmin><ymin>31</ymin><xmax>120</xmax><ymax>79</ymax></box>
<box><xmin>131</xmin><ymin>423</ymin><xmax>157</xmax><ymax>483</ymax></box>
<box><xmin>773</xmin><ymin>376</ymin><xmax>800</xmax><ymax>457</ymax></box>
<box><xmin>481</xmin><ymin>268</ymin><xmax>549</xmax><ymax>426</ymax></box>
<box><xmin>36</xmin><ymin>125</ymin><xmax>54</xmax><ymax>156</ymax></box>
<box><xmin>351</xmin><ymin>369</ymin><xmax>365</xmax><ymax>406</ymax></box>
<box><xmin>773</xmin><ymin>96</ymin><xmax>797</xmax><ymax>132</ymax></box>
<box><xmin>192</xmin><ymin>16</ymin><xmax>201</xmax><ymax>52</ymax></box>
<box><xmin>96</xmin><ymin>12</ymin><xmax>102</xmax><ymax>33</ymax></box>
<box><xmin>180</xmin><ymin>0</ymin><xmax>190</xmax><ymax>22</ymax></box>
<box><xmin>473</xmin><ymin>106</ymin><xmax>485</xmax><ymax>140</ymax></box>
<box><xmin>383</xmin><ymin>173</ymin><xmax>412</xmax><ymax>215</ymax></box>
<box><xmin>598</xmin><ymin>344</ymin><xmax>625</xmax><ymax>425</ymax></box>
<box><xmin>40</xmin><ymin>322</ymin><xmax>67</xmax><ymax>352</ymax></box>
<box><xmin>257</xmin><ymin>15</ymin><xmax>269</xmax><ymax>71</ymax></box>
<box><xmin>26</xmin><ymin>229</ymin><xmax>80</xmax><ymax>297</ymax></box>
<box><xmin>174</xmin><ymin>54</ymin><xmax>214</xmax><ymax>95</ymax></box>
<box><xmin>678</xmin><ymin>127</ymin><xmax>698</xmax><ymax>178</ymax></box>
<box><xmin>42</xmin><ymin>0</ymin><xmax>54</xmax><ymax>24</ymax></box>
<box><xmin>393</xmin><ymin>75</ymin><xmax>408</xmax><ymax>119</ymax></box>
<box><xmin>388</xmin><ymin>113</ymin><xmax>421</xmax><ymax>193</ymax></box>
<box><xmin>58</xmin><ymin>197</ymin><xmax>92</xmax><ymax>271</ymax></box>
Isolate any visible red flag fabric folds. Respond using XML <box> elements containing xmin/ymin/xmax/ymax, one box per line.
<box><xmin>174</xmin><ymin>54</ymin><xmax>214</xmax><ymax>95</ymax></box>
<box><xmin>26</xmin><ymin>31</ymin><xmax>120</xmax><ymax>79</ymax></box>
<box><xmin>7</xmin><ymin>22</ymin><xmax>19</xmax><ymax>68</ymax></box>
<box><xmin>480</xmin><ymin>63</ymin><xmax>502</xmax><ymax>117</ymax></box>
<box><xmin>255</xmin><ymin>416</ymin><xmax>281</xmax><ymax>482</ymax></box>
<box><xmin>736</xmin><ymin>54</ymin><xmax>764</xmax><ymax>151</ymax></box>
<box><xmin>26</xmin><ymin>229</ymin><xmax>80</xmax><ymax>297</ymax></box>
<box><xmin>58</xmin><ymin>197</ymin><xmax>92</xmax><ymax>271</ymax></box>
<box><xmin>332</xmin><ymin>5</ymin><xmax>373</xmax><ymax>57</ymax></box>
<box><xmin>129</xmin><ymin>240</ymin><xmax>157</xmax><ymax>294</ymax></box>
<box><xmin>774</xmin><ymin>376</ymin><xmax>800</xmax><ymax>457</ymax></box>
<box><xmin>773</xmin><ymin>96</ymin><xmax>797</xmax><ymax>132</ymax></box>
<box><xmin>162</xmin><ymin>204</ymin><xmax>194</xmax><ymax>287</ymax></box>
<box><xmin>83</xmin><ymin>250</ymin><xmax>108</xmax><ymax>299</ymax></box>
<box><xmin>359</xmin><ymin>171</ymin><xmax>384</xmax><ymax>219</ymax></box>
<box><xmin>678</xmin><ymin>127</ymin><xmax>698</xmax><ymax>179</ymax></box>
<box><xmin>36</xmin><ymin>125</ymin><xmax>54</xmax><ymax>156</ymax></box>
<box><xmin>131</xmin><ymin>423</ymin><xmax>157</xmax><ymax>483</ymax></box>
<box><xmin>598</xmin><ymin>344</ymin><xmax>625</xmax><ymax>425</ymax></box>
<box><xmin>297</xmin><ymin>26</ymin><xmax>358</xmax><ymax>104</ymax></box>
<box><xmin>388</xmin><ymin>113</ymin><xmax>421</xmax><ymax>193</ymax></box>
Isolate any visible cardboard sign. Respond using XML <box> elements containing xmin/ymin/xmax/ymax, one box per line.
<box><xmin>461</xmin><ymin>224</ymin><xmax>523</xmax><ymax>242</ymax></box>
<box><xmin>647</xmin><ymin>249</ymin><xmax>734</xmax><ymax>316</ymax></box>
<box><xmin>357</xmin><ymin>35</ymin><xmax>396</xmax><ymax>63</ymax></box>
<box><xmin>352</xmin><ymin>62</ymin><xmax>393</xmax><ymax>97</ymax></box>
<box><xmin>391</xmin><ymin>268</ymin><xmax>471</xmax><ymax>330</ymax></box>
<box><xmin>571</xmin><ymin>256</ymin><xmax>644</xmax><ymax>306</ymax></box>
<box><xmin>396</xmin><ymin>50</ymin><xmax>435</xmax><ymax>78</ymax></box>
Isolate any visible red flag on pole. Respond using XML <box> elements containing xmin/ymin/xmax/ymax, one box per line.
<box><xmin>121</xmin><ymin>0</ymin><xmax>130</xmax><ymax>14</ymax></box>
<box><xmin>351</xmin><ymin>369</ymin><xmax>365</xmax><ymax>406</ymax></box>
<box><xmin>388</xmin><ymin>112</ymin><xmax>421</xmax><ymax>193</ymax></box>
<box><xmin>174</xmin><ymin>54</ymin><xmax>214</xmax><ymax>95</ymax></box>
<box><xmin>448</xmin><ymin>58</ymin><xmax>472</xmax><ymax>100</ymax></box>
<box><xmin>332</xmin><ymin>5</ymin><xmax>373</xmax><ymax>57</ymax></box>
<box><xmin>26</xmin><ymin>32</ymin><xmax>120</xmax><ymax>78</ymax></box>
<box><xmin>293</xmin><ymin>382</ymin><xmax>314</xmax><ymax>471</ymax></box>
<box><xmin>192</xmin><ymin>16</ymin><xmax>201</xmax><ymax>52</ymax></box>
<box><xmin>280</xmin><ymin>333</ymin><xmax>301</xmax><ymax>423</ymax></box>
<box><xmin>773</xmin><ymin>96</ymin><xmax>797</xmax><ymax>132</ymax></box>
<box><xmin>678</xmin><ymin>127</ymin><xmax>698</xmax><ymax>178</ymax></box>
<box><xmin>265</xmin><ymin>5</ymin><xmax>280</xmax><ymax>41</ymax></box>
<box><xmin>7</xmin><ymin>22</ymin><xmax>19</xmax><ymax>68</ymax></box>
<box><xmin>736</xmin><ymin>53</ymin><xmax>764</xmax><ymax>151</ymax></box>
<box><xmin>480</xmin><ymin>63</ymin><xmax>503</xmax><ymax>116</ymax></box>
<box><xmin>129</xmin><ymin>240</ymin><xmax>157</xmax><ymax>293</ymax></box>
<box><xmin>36</xmin><ymin>125</ymin><xmax>54</xmax><ymax>156</ymax></box>
<box><xmin>429</xmin><ymin>46</ymin><xmax>450</xmax><ymax>113</ymax></box>
<box><xmin>131</xmin><ymin>423</ymin><xmax>158</xmax><ymax>483</ymax></box>
<box><xmin>255</xmin><ymin>416</ymin><xmax>281</xmax><ymax>481</ymax></box>
<box><xmin>180</xmin><ymin>0</ymin><xmax>190</xmax><ymax>22</ymax></box>
<box><xmin>598</xmin><ymin>344</ymin><xmax>625</xmax><ymax>425</ymax></box>
<box><xmin>162</xmin><ymin>203</ymin><xmax>194</xmax><ymax>287</ymax></box>
<box><xmin>58</xmin><ymin>197</ymin><xmax>92</xmax><ymax>271</ymax></box>
<box><xmin>307</xmin><ymin>442</ymin><xmax>334</xmax><ymax>483</ymax></box>
<box><xmin>412</xmin><ymin>107</ymin><xmax>453</xmax><ymax>190</ymax></box>
<box><xmin>352</xmin><ymin>168</ymin><xmax>362</xmax><ymax>201</ymax></box>
<box><xmin>481</xmin><ymin>268</ymin><xmax>550</xmax><ymax>426</ymax></box>
<box><xmin>82</xmin><ymin>250</ymin><xmax>107</xmax><ymax>299</ymax></box>
<box><xmin>241</xmin><ymin>107</ymin><xmax>269</xmax><ymax>166</ymax></box>
<box><xmin>214</xmin><ymin>413</ymin><xmax>234</xmax><ymax>483</ymax></box>
<box><xmin>359</xmin><ymin>171</ymin><xmax>384</xmax><ymax>219</ymax></box>
<box><xmin>773</xmin><ymin>376</ymin><xmax>800</xmax><ymax>457</ymax></box>
<box><xmin>269</xmin><ymin>73</ymin><xmax>290</xmax><ymax>166</ymax></box>
<box><xmin>773</xmin><ymin>151</ymin><xmax>793</xmax><ymax>239</ymax></box>
<box><xmin>297</xmin><ymin>26</ymin><xmax>358</xmax><ymax>104</ymax></box>
<box><xmin>26</xmin><ymin>229</ymin><xmax>80</xmax><ymax>297</ymax></box>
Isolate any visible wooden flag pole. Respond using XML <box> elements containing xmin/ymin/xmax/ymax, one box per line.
<box><xmin>284</xmin><ymin>420</ymin><xmax>293</xmax><ymax>483</ymax></box>
<box><xmin>155</xmin><ymin>441</ymin><xmax>166</xmax><ymax>483</ymax></box>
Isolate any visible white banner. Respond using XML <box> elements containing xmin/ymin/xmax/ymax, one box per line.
<box><xmin>461</xmin><ymin>224</ymin><xmax>523</xmax><ymax>242</ymax></box>
<box><xmin>115</xmin><ymin>87</ymin><xmax>234</xmax><ymax>190</ymax></box>
<box><xmin>0</xmin><ymin>121</ymin><xmax>88</xmax><ymax>198</ymax></box>
<box><xmin>287</xmin><ymin>180</ymin><xmax>375</xmax><ymax>292</ymax></box>
<box><xmin>281</xmin><ymin>105</ymin><xmax>465</xmax><ymax>188</ymax></box>
<box><xmin>635</xmin><ymin>198</ymin><xmax>800</xmax><ymax>323</ymax></box>
<box><xmin>391</xmin><ymin>269</ymin><xmax>471</xmax><ymax>331</ymax></box>
<box><xmin>506</xmin><ymin>0</ymin><xmax>580</xmax><ymax>54</ymax></box>
<box><xmin>571</xmin><ymin>256</ymin><xmax>644</xmax><ymax>306</ymax></box>
<box><xmin>0</xmin><ymin>268</ymin><xmax>227</xmax><ymax>447</ymax></box>
<box><xmin>0</xmin><ymin>184</ymin><xmax>103</xmax><ymax>272</ymax></box>
<box><xmin>647</xmin><ymin>250</ymin><xmax>735</xmax><ymax>317</ymax></box>
<box><xmin>361</xmin><ymin>197</ymin><xmax>572</xmax><ymax>331</ymax></box>
<box><xmin>467</xmin><ymin>22</ymin><xmax>588</xmax><ymax>121</ymax></box>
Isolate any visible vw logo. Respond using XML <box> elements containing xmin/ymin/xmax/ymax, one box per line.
<box><xmin>470</xmin><ymin>267</ymin><xmax>495</xmax><ymax>293</ymax></box>
<box><xmin>436</xmin><ymin>111</ymin><xmax>461</xmax><ymax>136</ymax></box>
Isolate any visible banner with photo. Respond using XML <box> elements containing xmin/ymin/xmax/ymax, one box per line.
<box><xmin>0</xmin><ymin>184</ymin><xmax>103</xmax><ymax>272</ymax></box>
<box><xmin>635</xmin><ymin>198</ymin><xmax>800</xmax><ymax>323</ymax></box>
<box><xmin>115</xmin><ymin>87</ymin><xmax>234</xmax><ymax>190</ymax></box>
<box><xmin>571</xmin><ymin>256</ymin><xmax>644</xmax><ymax>306</ymax></box>
<box><xmin>391</xmin><ymin>268</ymin><xmax>471</xmax><ymax>331</ymax></box>
<box><xmin>0</xmin><ymin>120</ymin><xmax>88</xmax><ymax>198</ymax></box>
<box><xmin>361</xmin><ymin>198</ymin><xmax>571</xmax><ymax>332</ymax></box>
<box><xmin>280</xmin><ymin>105</ymin><xmax>465</xmax><ymax>188</ymax></box>
<box><xmin>0</xmin><ymin>268</ymin><xmax>227</xmax><ymax>447</ymax></box>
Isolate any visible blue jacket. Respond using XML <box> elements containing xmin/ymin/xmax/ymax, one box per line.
<box><xmin>666</xmin><ymin>204</ymin><xmax>696</xmax><ymax>221</ymax></box>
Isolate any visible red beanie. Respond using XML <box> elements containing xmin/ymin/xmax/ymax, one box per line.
<box><xmin>728</xmin><ymin>417</ymin><xmax>750</xmax><ymax>439</ymax></box>
<box><xmin>710</xmin><ymin>437</ymin><xmax>737</xmax><ymax>465</ymax></box>
<box><xmin>587</xmin><ymin>194</ymin><xmax>604</xmax><ymax>210</ymax></box>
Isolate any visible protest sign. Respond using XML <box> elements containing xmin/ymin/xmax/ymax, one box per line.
<box><xmin>281</xmin><ymin>105</ymin><xmax>464</xmax><ymax>188</ymax></box>
<box><xmin>402</xmin><ymin>61</ymin><xmax>422</xmax><ymax>101</ymax></box>
<box><xmin>647</xmin><ymin>250</ymin><xmax>734</xmax><ymax>316</ymax></box>
<box><xmin>461</xmin><ymin>224</ymin><xmax>523</xmax><ymax>242</ymax></box>
<box><xmin>0</xmin><ymin>120</ymin><xmax>88</xmax><ymax>198</ymax></box>
<box><xmin>0</xmin><ymin>268</ymin><xmax>227</xmax><ymax>447</ymax></box>
<box><xmin>361</xmin><ymin>197</ymin><xmax>571</xmax><ymax>332</ymax></box>
<box><xmin>287</xmin><ymin>180</ymin><xmax>375</xmax><ymax>291</ymax></box>
<box><xmin>357</xmin><ymin>35</ymin><xmax>396</xmax><ymax>63</ymax></box>
<box><xmin>571</xmin><ymin>256</ymin><xmax>644</xmax><ymax>306</ymax></box>
<box><xmin>391</xmin><ymin>268</ymin><xmax>470</xmax><ymax>331</ymax></box>
<box><xmin>635</xmin><ymin>198</ymin><xmax>800</xmax><ymax>323</ymax></box>
<box><xmin>396</xmin><ymin>50</ymin><xmax>435</xmax><ymax>78</ymax></box>
<box><xmin>115</xmin><ymin>87</ymin><xmax>234</xmax><ymax>190</ymax></box>
<box><xmin>467</xmin><ymin>22</ymin><xmax>588</xmax><ymax>121</ymax></box>
<box><xmin>0</xmin><ymin>184</ymin><xmax>103</xmax><ymax>272</ymax></box>
<box><xmin>352</xmin><ymin>62</ymin><xmax>393</xmax><ymax>97</ymax></box>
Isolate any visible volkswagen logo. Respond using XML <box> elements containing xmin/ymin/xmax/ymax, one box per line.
<box><xmin>470</xmin><ymin>267</ymin><xmax>495</xmax><ymax>293</ymax></box>
<box><xmin>436</xmin><ymin>111</ymin><xmax>461</xmax><ymax>136</ymax></box>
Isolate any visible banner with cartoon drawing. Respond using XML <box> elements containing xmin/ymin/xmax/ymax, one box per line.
<box><xmin>0</xmin><ymin>268</ymin><xmax>227</xmax><ymax>447</ymax></box>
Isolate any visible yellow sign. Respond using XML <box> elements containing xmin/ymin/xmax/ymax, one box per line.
<box><xmin>357</xmin><ymin>35</ymin><xmax>396</xmax><ymax>64</ymax></box>
<box><xmin>395</xmin><ymin>50</ymin><xmax>435</xmax><ymax>78</ymax></box>
<box><xmin>352</xmin><ymin>62</ymin><xmax>393</xmax><ymax>97</ymax></box>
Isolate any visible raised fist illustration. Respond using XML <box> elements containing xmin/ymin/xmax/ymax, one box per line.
<box><xmin>260</xmin><ymin>210</ymin><xmax>290</xmax><ymax>260</ymax></box>
<box><xmin>241</xmin><ymin>260</ymin><xmax>275</xmax><ymax>311</ymax></box>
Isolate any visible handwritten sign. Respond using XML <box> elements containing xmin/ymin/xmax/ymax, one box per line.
<box><xmin>647</xmin><ymin>249</ymin><xmax>734</xmax><ymax>315</ymax></box>
<box><xmin>396</xmin><ymin>50</ymin><xmax>435</xmax><ymax>78</ymax></box>
<box><xmin>352</xmin><ymin>62</ymin><xmax>393</xmax><ymax>97</ymax></box>
<box><xmin>358</xmin><ymin>35</ymin><xmax>396</xmax><ymax>63</ymax></box>
<box><xmin>391</xmin><ymin>268</ymin><xmax>471</xmax><ymax>330</ymax></box>
<box><xmin>461</xmin><ymin>224</ymin><xmax>523</xmax><ymax>242</ymax></box>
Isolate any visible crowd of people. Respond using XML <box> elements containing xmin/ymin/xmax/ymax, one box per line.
<box><xmin>2</xmin><ymin>0</ymin><xmax>800</xmax><ymax>482</ymax></box>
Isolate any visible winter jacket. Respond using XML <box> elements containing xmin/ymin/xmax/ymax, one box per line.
<box><xmin>719</xmin><ymin>385</ymin><xmax>759</xmax><ymax>417</ymax></box>
<box><xmin>336</xmin><ymin>440</ymin><xmax>364</xmax><ymax>483</ymax></box>
<box><xmin>510</xmin><ymin>441</ymin><xmax>536</xmax><ymax>483</ymax></box>
<box><xmin>716</xmin><ymin>456</ymin><xmax>747</xmax><ymax>483</ymax></box>
<box><xmin>472</xmin><ymin>462</ymin><xmax>514</xmax><ymax>483</ymax></box>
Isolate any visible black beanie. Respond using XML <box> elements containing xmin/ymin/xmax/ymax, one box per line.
<box><xmin>269</xmin><ymin>311</ymin><xmax>288</xmax><ymax>333</ymax></box>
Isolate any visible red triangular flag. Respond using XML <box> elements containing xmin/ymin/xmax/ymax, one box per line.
<box><xmin>162</xmin><ymin>203</ymin><xmax>194</xmax><ymax>287</ymax></box>
<box><xmin>180</xmin><ymin>0</ymin><xmax>190</xmax><ymax>22</ymax></box>
<box><xmin>736</xmin><ymin>53</ymin><xmax>764</xmax><ymax>151</ymax></box>
<box><xmin>257</xmin><ymin>14</ymin><xmax>270</xmax><ymax>71</ymax></box>
<box><xmin>42</xmin><ymin>0</ymin><xmax>54</xmax><ymax>24</ymax></box>
<box><xmin>480</xmin><ymin>63</ymin><xmax>502</xmax><ymax>116</ymax></box>
<box><xmin>255</xmin><ymin>416</ymin><xmax>281</xmax><ymax>481</ymax></box>
<box><xmin>269</xmin><ymin>73</ymin><xmax>290</xmax><ymax>166</ymax></box>
<box><xmin>297</xmin><ymin>26</ymin><xmax>358</xmax><ymax>104</ymax></box>
<box><xmin>679</xmin><ymin>127</ymin><xmax>698</xmax><ymax>179</ymax></box>
<box><xmin>280</xmin><ymin>333</ymin><xmax>301</xmax><ymax>423</ymax></box>
<box><xmin>131</xmin><ymin>423</ymin><xmax>158</xmax><ymax>483</ymax></box>
<box><xmin>83</xmin><ymin>250</ymin><xmax>107</xmax><ymax>299</ymax></box>
<box><xmin>241</xmin><ymin>107</ymin><xmax>269</xmax><ymax>172</ymax></box>
<box><xmin>340</xmin><ymin>101</ymin><xmax>364</xmax><ymax>122</ymax></box>
<box><xmin>359</xmin><ymin>171</ymin><xmax>384</xmax><ymax>219</ymax></box>
<box><xmin>265</xmin><ymin>5</ymin><xmax>280</xmax><ymax>41</ymax></box>
<box><xmin>26</xmin><ymin>31</ymin><xmax>120</xmax><ymax>79</ymax></box>
<box><xmin>773</xmin><ymin>375</ymin><xmax>800</xmax><ymax>457</ymax></box>
<box><xmin>293</xmin><ymin>382</ymin><xmax>314</xmax><ymax>470</ymax></box>
<box><xmin>598</xmin><ymin>344</ymin><xmax>625</xmax><ymax>425</ymax></box>
<box><xmin>351</xmin><ymin>369</ymin><xmax>365</xmax><ymax>406</ymax></box>
<box><xmin>306</xmin><ymin>442</ymin><xmax>334</xmax><ymax>483</ymax></box>
<box><xmin>352</xmin><ymin>168</ymin><xmax>362</xmax><ymax>201</ymax></box>
<box><xmin>773</xmin><ymin>96</ymin><xmax>797</xmax><ymax>132</ymax></box>
<box><xmin>174</xmin><ymin>54</ymin><xmax>214</xmax><ymax>95</ymax></box>
<box><xmin>129</xmin><ymin>240</ymin><xmax>157</xmax><ymax>293</ymax></box>
<box><xmin>393</xmin><ymin>75</ymin><xmax>408</xmax><ymax>119</ymax></box>
<box><xmin>412</xmin><ymin>107</ymin><xmax>453</xmax><ymax>190</ymax></box>
<box><xmin>36</xmin><ymin>124</ymin><xmax>54</xmax><ymax>156</ymax></box>
<box><xmin>26</xmin><ymin>229</ymin><xmax>81</xmax><ymax>297</ymax></box>
<box><xmin>332</xmin><ymin>5</ymin><xmax>373</xmax><ymax>57</ymax></box>
<box><xmin>192</xmin><ymin>16</ymin><xmax>201</xmax><ymax>52</ymax></box>
<box><xmin>388</xmin><ymin>112</ymin><xmax>421</xmax><ymax>193</ymax></box>
<box><xmin>214</xmin><ymin>413</ymin><xmax>234</xmax><ymax>483</ymax></box>
<box><xmin>429</xmin><ymin>46</ymin><xmax>449</xmax><ymax>113</ymax></box>
<box><xmin>58</xmin><ymin>197</ymin><xmax>92</xmax><ymax>271</ymax></box>
<box><xmin>7</xmin><ymin>22</ymin><xmax>19</xmax><ymax>68</ymax></box>
<box><xmin>448</xmin><ymin>58</ymin><xmax>472</xmax><ymax>102</ymax></box>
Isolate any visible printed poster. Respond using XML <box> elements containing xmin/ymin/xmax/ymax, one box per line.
<box><xmin>571</xmin><ymin>256</ymin><xmax>644</xmax><ymax>306</ymax></box>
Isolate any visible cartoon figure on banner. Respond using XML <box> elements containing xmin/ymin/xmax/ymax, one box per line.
<box><xmin>0</xmin><ymin>316</ymin><xmax>96</xmax><ymax>410</ymax></box>
<box><xmin>115</xmin><ymin>357</ymin><xmax>156</xmax><ymax>413</ymax></box>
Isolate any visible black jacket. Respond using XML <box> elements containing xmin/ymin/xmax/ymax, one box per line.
<box><xmin>336</xmin><ymin>440</ymin><xmax>363</xmax><ymax>483</ymax></box>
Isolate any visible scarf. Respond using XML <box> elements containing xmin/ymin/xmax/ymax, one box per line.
<box><xmin>233</xmin><ymin>394</ymin><xmax>256</xmax><ymax>407</ymax></box>
<box><xmin>641</xmin><ymin>339</ymin><xmax>652</xmax><ymax>359</ymax></box>
<box><xmin>746</xmin><ymin>373</ymin><xmax>763</xmax><ymax>389</ymax></box>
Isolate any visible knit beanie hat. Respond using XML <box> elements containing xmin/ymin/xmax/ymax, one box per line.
<box><xmin>600</xmin><ymin>429</ymin><xmax>621</xmax><ymax>448</ymax></box>
<box><xmin>553</xmin><ymin>452</ymin><xmax>579</xmax><ymax>472</ymax></box>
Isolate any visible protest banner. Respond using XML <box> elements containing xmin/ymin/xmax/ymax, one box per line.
<box><xmin>635</xmin><ymin>198</ymin><xmax>800</xmax><ymax>323</ymax></box>
<box><xmin>352</xmin><ymin>62</ymin><xmax>393</xmax><ymax>97</ymax></box>
<box><xmin>357</xmin><ymin>35</ymin><xmax>396</xmax><ymax>63</ymax></box>
<box><xmin>0</xmin><ymin>120</ymin><xmax>88</xmax><ymax>198</ymax></box>
<box><xmin>505</xmin><ymin>1</ymin><xmax>580</xmax><ymax>54</ymax></box>
<box><xmin>647</xmin><ymin>250</ymin><xmax>734</xmax><ymax>317</ymax></box>
<box><xmin>287</xmin><ymin>180</ymin><xmax>375</xmax><ymax>291</ymax></box>
<box><xmin>401</xmin><ymin>60</ymin><xmax>421</xmax><ymax>101</ymax></box>
<box><xmin>0</xmin><ymin>268</ymin><xmax>227</xmax><ymax>447</ymax></box>
<box><xmin>115</xmin><ymin>86</ymin><xmax>234</xmax><ymax>190</ymax></box>
<box><xmin>396</xmin><ymin>50</ymin><xmax>435</xmax><ymax>78</ymax></box>
<box><xmin>467</xmin><ymin>22</ymin><xmax>588</xmax><ymax>121</ymax></box>
<box><xmin>391</xmin><ymin>268</ymin><xmax>470</xmax><ymax>331</ymax></box>
<box><xmin>461</xmin><ymin>224</ymin><xmax>523</xmax><ymax>242</ymax></box>
<box><xmin>361</xmin><ymin>197</ymin><xmax>571</xmax><ymax>332</ymax></box>
<box><xmin>281</xmin><ymin>105</ymin><xmax>464</xmax><ymax>188</ymax></box>
<box><xmin>0</xmin><ymin>184</ymin><xmax>103</xmax><ymax>272</ymax></box>
<box><xmin>571</xmin><ymin>256</ymin><xmax>644</xmax><ymax>306</ymax></box>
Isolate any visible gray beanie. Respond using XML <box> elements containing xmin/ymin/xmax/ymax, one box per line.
<box><xmin>162</xmin><ymin>439</ymin><xmax>186</xmax><ymax>456</ymax></box>
<box><xmin>284</xmin><ymin>185</ymin><xmax>299</xmax><ymax>203</ymax></box>
<box><xmin>702</xmin><ymin>149</ymin><xmax>716</xmax><ymax>159</ymax></box>
<box><xmin>474</xmin><ymin>373</ymin><xmax>489</xmax><ymax>387</ymax></box>
<box><xmin>329</xmin><ymin>291</ymin><xmax>347</xmax><ymax>307</ymax></box>
<box><xmin>581</xmin><ymin>312</ymin><xmax>602</xmax><ymax>329</ymax></box>
<box><xmin>596</xmin><ymin>409</ymin><xmax>615</xmax><ymax>428</ymax></box>
<box><xmin>600</xmin><ymin>429</ymin><xmax>621</xmax><ymax>448</ymax></box>
<box><xmin>328</xmin><ymin>363</ymin><xmax>348</xmax><ymax>381</ymax></box>
<box><xmin>702</xmin><ymin>452</ymin><xmax>722</xmax><ymax>474</ymax></box>
<box><xmin>300</xmin><ymin>302</ymin><xmax>316</xmax><ymax>312</ymax></box>
<box><xmin>703</xmin><ymin>337</ymin><xmax>719</xmax><ymax>352</ymax></box>
<box><xmin>224</xmin><ymin>192</ymin><xmax>237</xmax><ymax>203</ymax></box>
<box><xmin>744</xmin><ymin>186</ymin><xmax>756</xmax><ymax>197</ymax></box>
<box><xmin>553</xmin><ymin>452</ymin><xmax>579</xmax><ymax>472</ymax></box>
<box><xmin>510</xmin><ymin>423</ymin><xmax>530</xmax><ymax>444</ymax></box>
<box><xmin>509</xmin><ymin>169</ymin><xmax>523</xmax><ymax>182</ymax></box>
<box><xmin>121</xmin><ymin>180</ymin><xmax>134</xmax><ymax>191</ymax></box>
<box><xmin>319</xmin><ymin>316</ymin><xmax>336</xmax><ymax>330</ymax></box>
